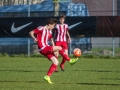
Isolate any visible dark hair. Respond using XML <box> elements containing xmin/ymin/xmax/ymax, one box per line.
<box><xmin>59</xmin><ymin>14</ymin><xmax>66</xmax><ymax>19</ymax></box>
<box><xmin>46</xmin><ymin>18</ymin><xmax>58</xmax><ymax>25</ymax></box>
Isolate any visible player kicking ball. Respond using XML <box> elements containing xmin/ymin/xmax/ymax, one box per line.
<box><xmin>29</xmin><ymin>18</ymin><xmax>78</xmax><ymax>84</ymax></box>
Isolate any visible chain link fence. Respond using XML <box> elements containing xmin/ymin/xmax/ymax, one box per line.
<box><xmin>0</xmin><ymin>37</ymin><xmax>120</xmax><ymax>56</ymax></box>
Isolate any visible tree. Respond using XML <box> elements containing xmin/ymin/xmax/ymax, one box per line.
<box><xmin>0</xmin><ymin>0</ymin><xmax>44</xmax><ymax>7</ymax></box>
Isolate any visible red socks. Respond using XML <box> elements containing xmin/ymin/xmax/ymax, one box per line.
<box><xmin>59</xmin><ymin>49</ymin><xmax>70</xmax><ymax>61</ymax></box>
<box><xmin>61</xmin><ymin>58</ymin><xmax>66</xmax><ymax>65</ymax></box>
<box><xmin>47</xmin><ymin>64</ymin><xmax>57</xmax><ymax>76</ymax></box>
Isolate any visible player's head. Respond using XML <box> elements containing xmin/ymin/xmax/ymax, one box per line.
<box><xmin>46</xmin><ymin>18</ymin><xmax>58</xmax><ymax>30</ymax></box>
<box><xmin>59</xmin><ymin>14</ymin><xmax>66</xmax><ymax>24</ymax></box>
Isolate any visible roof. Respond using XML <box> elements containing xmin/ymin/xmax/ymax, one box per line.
<box><xmin>0</xmin><ymin>0</ymin><xmax>89</xmax><ymax>16</ymax></box>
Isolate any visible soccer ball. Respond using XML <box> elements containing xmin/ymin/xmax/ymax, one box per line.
<box><xmin>73</xmin><ymin>48</ymin><xmax>81</xmax><ymax>57</ymax></box>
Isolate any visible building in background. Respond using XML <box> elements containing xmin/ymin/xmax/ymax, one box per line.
<box><xmin>0</xmin><ymin>0</ymin><xmax>118</xmax><ymax>16</ymax></box>
<box><xmin>73</xmin><ymin>0</ymin><xmax>117</xmax><ymax>16</ymax></box>
<box><xmin>117</xmin><ymin>0</ymin><xmax>120</xmax><ymax>15</ymax></box>
<box><xmin>0</xmin><ymin>0</ymin><xmax>89</xmax><ymax>17</ymax></box>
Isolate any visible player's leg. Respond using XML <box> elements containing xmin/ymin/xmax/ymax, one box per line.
<box><xmin>54</xmin><ymin>41</ymin><xmax>60</xmax><ymax>72</ymax></box>
<box><xmin>44</xmin><ymin>56</ymin><xmax>59</xmax><ymax>84</ymax></box>
<box><xmin>53</xmin><ymin>46</ymin><xmax>69</xmax><ymax>60</ymax></box>
<box><xmin>40</xmin><ymin>46</ymin><xmax>58</xmax><ymax>84</ymax></box>
<box><xmin>54</xmin><ymin>51</ymin><xmax>59</xmax><ymax>72</ymax></box>
<box><xmin>53</xmin><ymin>46</ymin><xmax>78</xmax><ymax>65</ymax></box>
<box><xmin>60</xmin><ymin>49</ymin><xmax>68</xmax><ymax>71</ymax></box>
<box><xmin>60</xmin><ymin>42</ymin><xmax>68</xmax><ymax>71</ymax></box>
<box><xmin>47</xmin><ymin>56</ymin><xmax>59</xmax><ymax>76</ymax></box>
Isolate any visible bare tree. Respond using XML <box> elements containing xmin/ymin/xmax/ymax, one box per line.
<box><xmin>12</xmin><ymin>0</ymin><xmax>16</xmax><ymax>5</ymax></box>
<box><xmin>0</xmin><ymin>0</ymin><xmax>4</xmax><ymax>6</ymax></box>
<box><xmin>54</xmin><ymin>1</ymin><xmax>59</xmax><ymax>16</ymax></box>
<box><xmin>0</xmin><ymin>0</ymin><xmax>44</xmax><ymax>7</ymax></box>
<box><xmin>22</xmin><ymin>0</ymin><xmax>24</xmax><ymax>4</ymax></box>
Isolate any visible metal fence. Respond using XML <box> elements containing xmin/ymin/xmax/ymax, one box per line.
<box><xmin>0</xmin><ymin>37</ymin><xmax>120</xmax><ymax>56</ymax></box>
<box><xmin>0</xmin><ymin>11</ymin><xmax>67</xmax><ymax>17</ymax></box>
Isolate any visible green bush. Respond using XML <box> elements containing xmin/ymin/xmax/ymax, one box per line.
<box><xmin>99</xmin><ymin>55</ymin><xmax>113</xmax><ymax>59</ymax></box>
<box><xmin>78</xmin><ymin>55</ymin><xmax>84</xmax><ymax>58</ymax></box>
<box><xmin>103</xmin><ymin>55</ymin><xmax>111</xmax><ymax>59</ymax></box>
<box><xmin>30</xmin><ymin>54</ymin><xmax>44</xmax><ymax>58</ymax></box>
<box><xmin>83</xmin><ymin>54</ymin><xmax>97</xmax><ymax>58</ymax></box>
<box><xmin>111</xmin><ymin>55</ymin><xmax>120</xmax><ymax>59</ymax></box>
<box><xmin>10</xmin><ymin>54</ymin><xmax>29</xmax><ymax>58</ymax></box>
<box><xmin>3</xmin><ymin>53</ymin><xmax>9</xmax><ymax>57</ymax></box>
<box><xmin>18</xmin><ymin>54</ymin><xmax>25</xmax><ymax>57</ymax></box>
<box><xmin>10</xmin><ymin>54</ymin><xmax>18</xmax><ymax>57</ymax></box>
<box><xmin>24</xmin><ymin>55</ymin><xmax>29</xmax><ymax>58</ymax></box>
<box><xmin>0</xmin><ymin>53</ymin><xmax>3</xmax><ymax>57</ymax></box>
<box><xmin>99</xmin><ymin>55</ymin><xmax>105</xmax><ymax>59</ymax></box>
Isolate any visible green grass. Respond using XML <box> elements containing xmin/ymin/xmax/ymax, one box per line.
<box><xmin>0</xmin><ymin>57</ymin><xmax>120</xmax><ymax>90</ymax></box>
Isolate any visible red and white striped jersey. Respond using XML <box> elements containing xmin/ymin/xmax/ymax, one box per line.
<box><xmin>33</xmin><ymin>26</ymin><xmax>52</xmax><ymax>51</ymax></box>
<box><xmin>55</xmin><ymin>24</ymin><xmax>69</xmax><ymax>42</ymax></box>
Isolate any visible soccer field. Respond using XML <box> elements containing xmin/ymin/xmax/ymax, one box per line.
<box><xmin>0</xmin><ymin>57</ymin><xmax>120</xmax><ymax>90</ymax></box>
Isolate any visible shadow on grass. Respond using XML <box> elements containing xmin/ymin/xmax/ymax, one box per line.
<box><xmin>62</xmin><ymin>82</ymin><xmax>120</xmax><ymax>86</ymax></box>
<box><xmin>76</xmin><ymin>82</ymin><xmax>120</xmax><ymax>86</ymax></box>
<box><xmin>0</xmin><ymin>80</ymin><xmax>44</xmax><ymax>83</ymax></box>
<box><xmin>0</xmin><ymin>70</ymin><xmax>46</xmax><ymax>72</ymax></box>
<box><xmin>101</xmin><ymin>78</ymin><xmax>120</xmax><ymax>80</ymax></box>
<box><xmin>72</xmin><ymin>70</ymin><xmax>120</xmax><ymax>73</ymax></box>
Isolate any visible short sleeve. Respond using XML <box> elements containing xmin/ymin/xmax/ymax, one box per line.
<box><xmin>34</xmin><ymin>26</ymin><xmax>43</xmax><ymax>34</ymax></box>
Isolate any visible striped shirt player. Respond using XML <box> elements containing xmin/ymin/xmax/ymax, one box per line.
<box><xmin>55</xmin><ymin>24</ymin><xmax>68</xmax><ymax>42</ymax></box>
<box><xmin>33</xmin><ymin>26</ymin><xmax>56</xmax><ymax>60</ymax></box>
<box><xmin>34</xmin><ymin>26</ymin><xmax>52</xmax><ymax>53</ymax></box>
<box><xmin>55</xmin><ymin>24</ymin><xmax>69</xmax><ymax>50</ymax></box>
<box><xmin>54</xmin><ymin>14</ymin><xmax>71</xmax><ymax>72</ymax></box>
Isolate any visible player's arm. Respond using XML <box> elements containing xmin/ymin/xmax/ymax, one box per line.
<box><xmin>66</xmin><ymin>30</ymin><xmax>71</xmax><ymax>43</ymax></box>
<box><xmin>50</xmin><ymin>38</ymin><xmax>55</xmax><ymax>46</ymax></box>
<box><xmin>53</xmin><ymin>28</ymin><xmax>57</xmax><ymax>41</ymax></box>
<box><xmin>29</xmin><ymin>30</ymin><xmax>38</xmax><ymax>42</ymax></box>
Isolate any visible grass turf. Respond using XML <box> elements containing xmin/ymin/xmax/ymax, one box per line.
<box><xmin>0</xmin><ymin>57</ymin><xmax>120</xmax><ymax>90</ymax></box>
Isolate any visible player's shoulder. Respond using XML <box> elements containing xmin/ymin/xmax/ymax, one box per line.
<box><xmin>64</xmin><ymin>23</ymin><xmax>68</xmax><ymax>27</ymax></box>
<box><xmin>37</xmin><ymin>26</ymin><xmax>44</xmax><ymax>30</ymax></box>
